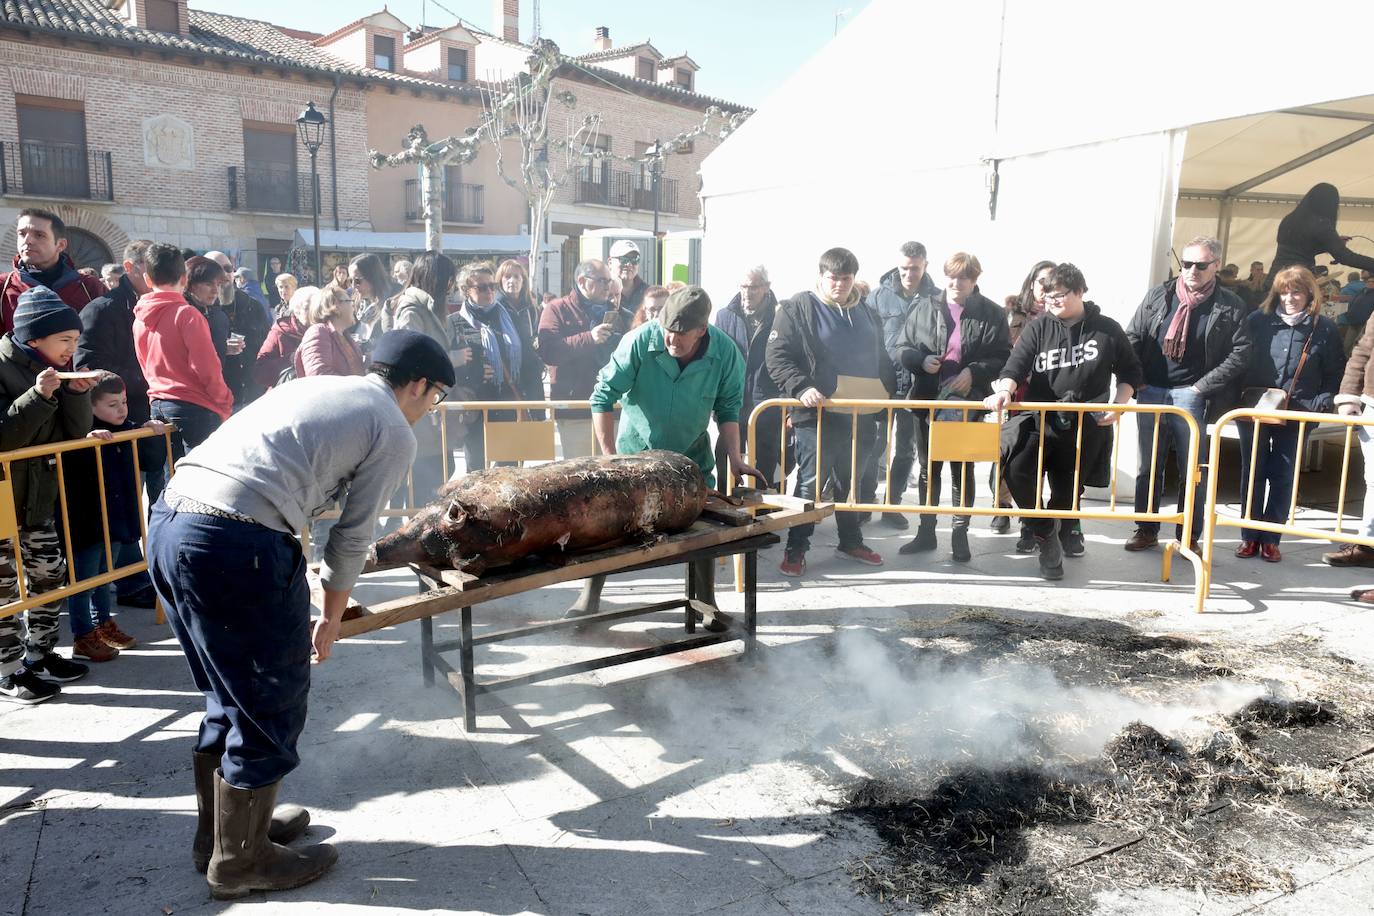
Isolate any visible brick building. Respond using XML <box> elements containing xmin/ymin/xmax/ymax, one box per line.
<box><xmin>0</xmin><ymin>0</ymin><xmax>749</xmax><ymax>293</ymax></box>
<box><xmin>0</xmin><ymin>0</ymin><xmax>456</xmax><ymax>281</ymax></box>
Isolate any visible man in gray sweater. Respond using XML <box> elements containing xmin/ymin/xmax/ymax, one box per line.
<box><xmin>147</xmin><ymin>329</ymin><xmax>454</xmax><ymax>900</ymax></box>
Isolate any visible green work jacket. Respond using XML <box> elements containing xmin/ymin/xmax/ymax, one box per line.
<box><xmin>589</xmin><ymin>322</ymin><xmax>745</xmax><ymax>488</ymax></box>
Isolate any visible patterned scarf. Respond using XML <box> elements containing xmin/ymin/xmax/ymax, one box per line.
<box><xmin>461</xmin><ymin>300</ymin><xmax>521</xmax><ymax>389</ymax></box>
<box><xmin>1163</xmin><ymin>276</ymin><xmax>1215</xmax><ymax>361</ymax></box>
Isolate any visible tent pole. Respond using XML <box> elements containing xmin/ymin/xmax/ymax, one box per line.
<box><xmin>1218</xmin><ymin>195</ymin><xmax>1235</xmax><ymax>262</ymax></box>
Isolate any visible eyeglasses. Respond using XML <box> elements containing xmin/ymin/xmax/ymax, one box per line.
<box><xmin>740</xmin><ymin>283</ymin><xmax>766</xmax><ymax>291</ymax></box>
<box><xmin>615</xmin><ymin>253</ymin><xmax>640</xmax><ymax>265</ymax></box>
<box><xmin>1044</xmin><ymin>290</ymin><xmax>1071</xmax><ymax>303</ymax></box>
<box><xmin>468</xmin><ymin>283</ymin><xmax>496</xmax><ymax>293</ymax></box>
<box><xmin>1180</xmin><ymin>259</ymin><xmax>1217</xmax><ymax>271</ymax></box>
<box><xmin>587</xmin><ymin>275</ymin><xmax>611</xmax><ymax>286</ymax></box>
<box><xmin>428</xmin><ymin>384</ymin><xmax>449</xmax><ymax>406</ymax></box>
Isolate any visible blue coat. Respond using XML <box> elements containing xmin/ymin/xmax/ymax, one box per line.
<box><xmin>713</xmin><ymin>291</ymin><xmax>779</xmax><ymax>408</ymax></box>
<box><xmin>1243</xmin><ymin>310</ymin><xmax>1345</xmax><ymax>413</ymax></box>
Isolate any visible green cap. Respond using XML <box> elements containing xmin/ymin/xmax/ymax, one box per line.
<box><xmin>662</xmin><ymin>285</ymin><xmax>712</xmax><ymax>332</ymax></box>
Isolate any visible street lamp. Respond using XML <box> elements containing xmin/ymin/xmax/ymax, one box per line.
<box><xmin>295</xmin><ymin>102</ymin><xmax>328</xmax><ymax>285</ymax></box>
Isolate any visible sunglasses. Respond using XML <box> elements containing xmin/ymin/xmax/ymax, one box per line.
<box><xmin>1180</xmin><ymin>259</ymin><xmax>1216</xmax><ymax>270</ymax></box>
<box><xmin>468</xmin><ymin>282</ymin><xmax>496</xmax><ymax>293</ymax></box>
<box><xmin>615</xmin><ymin>253</ymin><xmax>640</xmax><ymax>265</ymax></box>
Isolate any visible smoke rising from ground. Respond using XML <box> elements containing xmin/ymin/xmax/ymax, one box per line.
<box><xmin>639</xmin><ymin>627</ymin><xmax>1265</xmax><ymax>772</ymax></box>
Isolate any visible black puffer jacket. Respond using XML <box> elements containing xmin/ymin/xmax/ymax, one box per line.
<box><xmin>765</xmin><ymin>291</ymin><xmax>895</xmax><ymax>426</ymax></box>
<box><xmin>75</xmin><ymin>274</ymin><xmax>150</xmax><ymax>424</ymax></box>
<box><xmin>1125</xmin><ymin>281</ymin><xmax>1252</xmax><ymax>416</ymax></box>
<box><xmin>894</xmin><ymin>288</ymin><xmax>1010</xmax><ymax>400</ymax></box>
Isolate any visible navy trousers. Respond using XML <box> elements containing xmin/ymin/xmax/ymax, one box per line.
<box><xmin>148</xmin><ymin>499</ymin><xmax>311</xmax><ymax>789</ymax></box>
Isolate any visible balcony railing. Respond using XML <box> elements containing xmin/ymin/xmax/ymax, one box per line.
<box><xmin>575</xmin><ymin>166</ymin><xmax>678</xmax><ymax>214</ymax></box>
<box><xmin>227</xmin><ymin>165</ymin><xmax>318</xmax><ymax>215</ymax></box>
<box><xmin>0</xmin><ymin>140</ymin><xmax>113</xmax><ymax>201</ymax></box>
<box><xmin>404</xmin><ymin>179</ymin><xmax>484</xmax><ymax>224</ymax></box>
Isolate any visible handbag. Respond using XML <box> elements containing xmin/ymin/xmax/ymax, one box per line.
<box><xmin>1238</xmin><ymin>324</ymin><xmax>1314</xmax><ymax>426</ymax></box>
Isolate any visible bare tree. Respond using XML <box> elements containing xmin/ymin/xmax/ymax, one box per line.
<box><xmin>368</xmin><ymin>125</ymin><xmax>483</xmax><ymax>253</ymax></box>
<box><xmin>480</xmin><ymin>40</ymin><xmax>602</xmax><ymax>292</ymax></box>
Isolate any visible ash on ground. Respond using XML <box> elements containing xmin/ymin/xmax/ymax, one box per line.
<box><xmin>826</xmin><ymin>610</ymin><xmax>1374</xmax><ymax>914</ymax></box>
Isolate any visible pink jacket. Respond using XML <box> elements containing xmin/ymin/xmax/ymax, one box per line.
<box><xmin>294</xmin><ymin>323</ymin><xmax>364</xmax><ymax>378</ymax></box>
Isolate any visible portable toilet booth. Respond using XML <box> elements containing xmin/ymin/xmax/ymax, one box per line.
<box><xmin>662</xmin><ymin>230</ymin><xmax>702</xmax><ymax>287</ymax></box>
<box><xmin>580</xmin><ymin>228</ymin><xmax>660</xmax><ymax>285</ymax></box>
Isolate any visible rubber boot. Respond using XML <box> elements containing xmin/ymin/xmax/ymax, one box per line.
<box><xmin>690</xmin><ymin>559</ymin><xmax>730</xmax><ymax>633</ymax></box>
<box><xmin>207</xmin><ymin>771</ymin><xmax>337</xmax><ymax>900</ymax></box>
<box><xmin>898</xmin><ymin>516</ymin><xmax>938</xmax><ymax>554</ymax></box>
<box><xmin>193</xmin><ymin>752</ymin><xmax>310</xmax><ymax>873</ymax></box>
<box><xmin>562</xmin><ymin>574</ymin><xmax>605</xmax><ymax>619</ymax></box>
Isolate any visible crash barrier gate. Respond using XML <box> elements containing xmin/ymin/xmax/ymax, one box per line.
<box><xmin>1195</xmin><ymin>407</ymin><xmax>1374</xmax><ymax>613</ymax></box>
<box><xmin>741</xmin><ymin>398</ymin><xmax>1207</xmax><ymax>586</ymax></box>
<box><xmin>0</xmin><ymin>427</ymin><xmax>176</xmax><ymax>622</ymax></box>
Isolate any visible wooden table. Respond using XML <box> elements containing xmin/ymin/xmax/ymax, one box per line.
<box><xmin>340</xmin><ymin>497</ymin><xmax>830</xmax><ymax>730</ymax></box>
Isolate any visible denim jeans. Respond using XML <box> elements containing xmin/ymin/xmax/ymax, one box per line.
<box><xmin>859</xmin><ymin>408</ymin><xmax>917</xmax><ymax>505</ymax></box>
<box><xmin>68</xmin><ymin>540</ymin><xmax>141</xmax><ymax>637</ymax></box>
<box><xmin>150</xmin><ymin>399</ymin><xmax>222</xmax><ymax>463</ymax></box>
<box><xmin>1133</xmin><ymin>385</ymin><xmax>1207</xmax><ymax>539</ymax></box>
<box><xmin>148</xmin><ymin>499</ymin><xmax>311</xmax><ymax>789</ymax></box>
<box><xmin>1237</xmin><ymin>421</ymin><xmax>1300</xmax><ymax>545</ymax></box>
<box><xmin>786</xmin><ymin>412</ymin><xmax>876</xmax><ymax>552</ymax></box>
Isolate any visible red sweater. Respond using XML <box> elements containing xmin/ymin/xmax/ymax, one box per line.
<box><xmin>133</xmin><ymin>289</ymin><xmax>234</xmax><ymax>420</ymax></box>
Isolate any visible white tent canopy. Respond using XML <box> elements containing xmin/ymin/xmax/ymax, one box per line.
<box><xmin>700</xmin><ymin>0</ymin><xmax>1374</xmax><ymax>322</ymax></box>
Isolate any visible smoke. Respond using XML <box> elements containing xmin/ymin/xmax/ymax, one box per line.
<box><xmin>638</xmin><ymin>628</ymin><xmax>1265</xmax><ymax>774</ymax></box>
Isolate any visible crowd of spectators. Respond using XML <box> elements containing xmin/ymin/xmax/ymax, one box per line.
<box><xmin>6</xmin><ymin>190</ymin><xmax>1374</xmax><ymax>702</ymax></box>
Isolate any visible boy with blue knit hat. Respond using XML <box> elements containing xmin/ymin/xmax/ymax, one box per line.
<box><xmin>0</xmin><ymin>285</ymin><xmax>98</xmax><ymax>704</ymax></box>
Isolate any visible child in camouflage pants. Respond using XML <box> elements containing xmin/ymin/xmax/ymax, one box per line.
<box><xmin>0</xmin><ymin>285</ymin><xmax>99</xmax><ymax>704</ymax></box>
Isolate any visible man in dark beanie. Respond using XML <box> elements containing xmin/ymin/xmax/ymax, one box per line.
<box><xmin>562</xmin><ymin>285</ymin><xmax>765</xmax><ymax>623</ymax></box>
<box><xmin>146</xmin><ymin>328</ymin><xmax>454</xmax><ymax>899</ymax></box>
<box><xmin>0</xmin><ymin>286</ymin><xmax>98</xmax><ymax>705</ymax></box>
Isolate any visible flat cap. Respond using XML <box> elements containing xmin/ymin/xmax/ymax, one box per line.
<box><xmin>370</xmin><ymin>329</ymin><xmax>456</xmax><ymax>387</ymax></box>
<box><xmin>661</xmin><ymin>285</ymin><xmax>711</xmax><ymax>332</ymax></box>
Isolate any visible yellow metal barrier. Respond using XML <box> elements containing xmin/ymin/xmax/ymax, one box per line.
<box><xmin>0</xmin><ymin>427</ymin><xmax>175</xmax><ymax>620</ymax></box>
<box><xmin>742</xmin><ymin>398</ymin><xmax>1206</xmax><ymax>585</ymax></box>
<box><xmin>1195</xmin><ymin>407</ymin><xmax>1374</xmax><ymax>613</ymax></box>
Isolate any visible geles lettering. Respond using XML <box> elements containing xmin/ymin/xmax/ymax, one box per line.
<box><xmin>1034</xmin><ymin>339</ymin><xmax>1099</xmax><ymax>372</ymax></box>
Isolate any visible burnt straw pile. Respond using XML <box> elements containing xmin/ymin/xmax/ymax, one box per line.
<box><xmin>830</xmin><ymin>611</ymin><xmax>1374</xmax><ymax>914</ymax></box>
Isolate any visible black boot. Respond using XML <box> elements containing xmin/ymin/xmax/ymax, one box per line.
<box><xmin>950</xmin><ymin>526</ymin><xmax>971</xmax><ymax>563</ymax></box>
<box><xmin>1015</xmin><ymin>525</ymin><xmax>1037</xmax><ymax>553</ymax></box>
<box><xmin>1036</xmin><ymin>522</ymin><xmax>1064</xmax><ymax>581</ymax></box>
<box><xmin>899</xmin><ymin>518</ymin><xmax>938</xmax><ymax>554</ymax></box>
<box><xmin>192</xmin><ymin>752</ymin><xmax>310</xmax><ymax>873</ymax></box>
<box><xmin>562</xmin><ymin>574</ymin><xmax>606</xmax><ymax>619</ymax></box>
<box><xmin>207</xmin><ymin>771</ymin><xmax>337</xmax><ymax>899</ymax></box>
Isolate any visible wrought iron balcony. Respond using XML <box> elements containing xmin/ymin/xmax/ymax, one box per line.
<box><xmin>404</xmin><ymin>179</ymin><xmax>484</xmax><ymax>224</ymax></box>
<box><xmin>574</xmin><ymin>166</ymin><xmax>678</xmax><ymax>214</ymax></box>
<box><xmin>0</xmin><ymin>140</ymin><xmax>113</xmax><ymax>201</ymax></box>
<box><xmin>227</xmin><ymin>165</ymin><xmax>318</xmax><ymax>214</ymax></box>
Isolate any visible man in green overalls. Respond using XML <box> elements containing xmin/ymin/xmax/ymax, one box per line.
<box><xmin>567</xmin><ymin>286</ymin><xmax>766</xmax><ymax>624</ymax></box>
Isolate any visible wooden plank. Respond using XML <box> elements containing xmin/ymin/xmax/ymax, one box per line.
<box><xmin>701</xmin><ymin>501</ymin><xmax>755</xmax><ymax>527</ymax></box>
<box><xmin>339</xmin><ymin>504</ymin><xmax>829</xmax><ymax>638</ymax></box>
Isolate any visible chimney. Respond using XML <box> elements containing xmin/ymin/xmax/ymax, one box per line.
<box><xmin>494</xmin><ymin>0</ymin><xmax>519</xmax><ymax>43</ymax></box>
<box><xmin>594</xmin><ymin>26</ymin><xmax>611</xmax><ymax>51</ymax></box>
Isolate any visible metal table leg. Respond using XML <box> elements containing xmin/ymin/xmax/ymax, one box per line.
<box><xmin>744</xmin><ymin>550</ymin><xmax>758</xmax><ymax>655</ymax></box>
<box><xmin>420</xmin><ymin>615</ymin><xmax>435</xmax><ymax>687</ymax></box>
<box><xmin>684</xmin><ymin>560</ymin><xmax>696</xmax><ymax>634</ymax></box>
<box><xmin>459</xmin><ymin>605</ymin><xmax>476</xmax><ymax>731</ymax></box>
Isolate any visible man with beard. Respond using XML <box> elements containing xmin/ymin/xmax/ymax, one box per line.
<box><xmin>713</xmin><ymin>265</ymin><xmax>784</xmax><ymax>488</ymax></box>
<box><xmin>1</xmin><ymin>208</ymin><xmax>105</xmax><ymax>333</ymax></box>
<box><xmin>1124</xmin><ymin>236</ymin><xmax>1250</xmax><ymax>551</ymax></box>
<box><xmin>207</xmin><ymin>251</ymin><xmax>271</xmax><ymax>408</ymax></box>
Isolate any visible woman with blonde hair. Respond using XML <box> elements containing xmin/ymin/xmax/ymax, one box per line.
<box><xmin>254</xmin><ymin>285</ymin><xmax>315</xmax><ymax>389</ymax></box>
<box><xmin>1235</xmin><ymin>265</ymin><xmax>1344</xmax><ymax>562</ymax></box>
<box><xmin>273</xmin><ymin>273</ymin><xmax>298</xmax><ymax>320</ymax></box>
<box><xmin>494</xmin><ymin>258</ymin><xmax>545</xmax><ymax>410</ymax></box>
<box><xmin>293</xmin><ymin>284</ymin><xmax>364</xmax><ymax>378</ymax></box>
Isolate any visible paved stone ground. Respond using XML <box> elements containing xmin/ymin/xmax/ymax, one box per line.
<box><xmin>3</xmin><ymin>496</ymin><xmax>1374</xmax><ymax>916</ymax></box>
